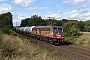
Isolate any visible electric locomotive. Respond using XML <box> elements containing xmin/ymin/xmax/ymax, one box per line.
<box><xmin>32</xmin><ymin>26</ymin><xmax>64</xmax><ymax>44</ymax></box>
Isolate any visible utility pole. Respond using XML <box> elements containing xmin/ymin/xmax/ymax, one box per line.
<box><xmin>16</xmin><ymin>21</ymin><xmax>18</xmax><ymax>27</ymax></box>
<box><xmin>48</xmin><ymin>17</ymin><xmax>53</xmax><ymax>20</ymax></box>
<box><xmin>48</xmin><ymin>17</ymin><xmax>54</xmax><ymax>26</ymax></box>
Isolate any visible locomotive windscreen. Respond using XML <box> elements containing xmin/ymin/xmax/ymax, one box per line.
<box><xmin>53</xmin><ymin>27</ymin><xmax>63</xmax><ymax>32</ymax></box>
<box><xmin>58</xmin><ymin>28</ymin><xmax>63</xmax><ymax>32</ymax></box>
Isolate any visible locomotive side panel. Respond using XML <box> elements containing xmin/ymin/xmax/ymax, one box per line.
<box><xmin>32</xmin><ymin>29</ymin><xmax>36</xmax><ymax>34</ymax></box>
<box><xmin>32</xmin><ymin>26</ymin><xmax>54</xmax><ymax>38</ymax></box>
<box><xmin>41</xmin><ymin>31</ymin><xmax>48</xmax><ymax>36</ymax></box>
<box><xmin>41</xmin><ymin>31</ymin><xmax>53</xmax><ymax>38</ymax></box>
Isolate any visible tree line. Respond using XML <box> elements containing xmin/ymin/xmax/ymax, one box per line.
<box><xmin>20</xmin><ymin>15</ymin><xmax>90</xmax><ymax>36</ymax></box>
<box><xmin>0</xmin><ymin>12</ymin><xmax>90</xmax><ymax>37</ymax></box>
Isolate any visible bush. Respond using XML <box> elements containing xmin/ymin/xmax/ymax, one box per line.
<box><xmin>1</xmin><ymin>28</ymin><xmax>17</xmax><ymax>36</ymax></box>
<box><xmin>1</xmin><ymin>28</ymin><xmax>10</xmax><ymax>34</ymax></box>
<box><xmin>70</xmin><ymin>28</ymin><xmax>79</xmax><ymax>36</ymax></box>
<box><xmin>0</xmin><ymin>31</ymin><xmax>3</xmax><ymax>48</ymax></box>
<box><xmin>9</xmin><ymin>29</ymin><xmax>17</xmax><ymax>36</ymax></box>
<box><xmin>2</xmin><ymin>41</ymin><xmax>17</xmax><ymax>57</ymax></box>
<box><xmin>78</xmin><ymin>40</ymin><xmax>84</xmax><ymax>46</ymax></box>
<box><xmin>63</xmin><ymin>21</ymin><xmax>80</xmax><ymax>36</ymax></box>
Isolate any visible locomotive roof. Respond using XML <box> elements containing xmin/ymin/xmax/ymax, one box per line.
<box><xmin>33</xmin><ymin>26</ymin><xmax>62</xmax><ymax>29</ymax></box>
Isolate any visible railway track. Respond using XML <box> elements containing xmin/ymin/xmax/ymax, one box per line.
<box><xmin>20</xmin><ymin>33</ymin><xmax>90</xmax><ymax>60</ymax></box>
<box><xmin>57</xmin><ymin>45</ymin><xmax>90</xmax><ymax>60</ymax></box>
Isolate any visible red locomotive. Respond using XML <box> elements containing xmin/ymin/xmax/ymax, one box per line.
<box><xmin>32</xmin><ymin>26</ymin><xmax>64</xmax><ymax>44</ymax></box>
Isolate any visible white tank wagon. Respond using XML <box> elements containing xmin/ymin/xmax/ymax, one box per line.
<box><xmin>19</xmin><ymin>27</ymin><xmax>24</xmax><ymax>32</ymax></box>
<box><xmin>20</xmin><ymin>27</ymin><xmax>28</xmax><ymax>33</ymax></box>
<box><xmin>16</xmin><ymin>27</ymin><xmax>22</xmax><ymax>32</ymax></box>
<box><xmin>25</xmin><ymin>26</ymin><xmax>35</xmax><ymax>34</ymax></box>
<box><xmin>15</xmin><ymin>27</ymin><xmax>19</xmax><ymax>32</ymax></box>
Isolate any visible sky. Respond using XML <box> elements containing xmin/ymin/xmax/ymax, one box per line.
<box><xmin>0</xmin><ymin>0</ymin><xmax>90</xmax><ymax>26</ymax></box>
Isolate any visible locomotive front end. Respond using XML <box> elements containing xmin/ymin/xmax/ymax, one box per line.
<box><xmin>53</xmin><ymin>27</ymin><xmax>64</xmax><ymax>43</ymax></box>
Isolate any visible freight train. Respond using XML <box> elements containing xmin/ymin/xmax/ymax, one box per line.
<box><xmin>15</xmin><ymin>26</ymin><xmax>64</xmax><ymax>45</ymax></box>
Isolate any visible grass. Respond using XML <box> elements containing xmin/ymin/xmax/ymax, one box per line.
<box><xmin>74</xmin><ymin>32</ymin><xmax>90</xmax><ymax>48</ymax></box>
<box><xmin>0</xmin><ymin>34</ymin><xmax>70</xmax><ymax>60</ymax></box>
<box><xmin>65</xmin><ymin>32</ymin><xmax>90</xmax><ymax>48</ymax></box>
<box><xmin>1</xmin><ymin>31</ymin><xmax>90</xmax><ymax>60</ymax></box>
<box><xmin>0</xmin><ymin>31</ymin><xmax>3</xmax><ymax>48</ymax></box>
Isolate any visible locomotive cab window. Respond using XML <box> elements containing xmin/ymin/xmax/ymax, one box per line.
<box><xmin>58</xmin><ymin>28</ymin><xmax>63</xmax><ymax>32</ymax></box>
<box><xmin>53</xmin><ymin>28</ymin><xmax>57</xmax><ymax>32</ymax></box>
<box><xmin>53</xmin><ymin>27</ymin><xmax>63</xmax><ymax>32</ymax></box>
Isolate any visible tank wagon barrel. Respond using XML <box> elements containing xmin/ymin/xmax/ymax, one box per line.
<box><xmin>15</xmin><ymin>26</ymin><xmax>35</xmax><ymax>33</ymax></box>
<box><xmin>25</xmin><ymin>26</ymin><xmax>35</xmax><ymax>34</ymax></box>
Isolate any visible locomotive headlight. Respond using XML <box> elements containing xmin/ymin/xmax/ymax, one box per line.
<box><xmin>61</xmin><ymin>36</ymin><xmax>64</xmax><ymax>38</ymax></box>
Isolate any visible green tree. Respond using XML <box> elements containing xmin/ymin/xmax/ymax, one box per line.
<box><xmin>78</xmin><ymin>21</ymin><xmax>85</xmax><ymax>31</ymax></box>
<box><xmin>20</xmin><ymin>15</ymin><xmax>43</xmax><ymax>26</ymax></box>
<box><xmin>83</xmin><ymin>20</ymin><xmax>90</xmax><ymax>32</ymax></box>
<box><xmin>30</xmin><ymin>15</ymin><xmax>43</xmax><ymax>26</ymax></box>
<box><xmin>56</xmin><ymin>20</ymin><xmax>62</xmax><ymax>26</ymax></box>
<box><xmin>63</xmin><ymin>20</ymin><xmax>79</xmax><ymax>36</ymax></box>
<box><xmin>20</xmin><ymin>19</ymin><xmax>28</xmax><ymax>27</ymax></box>
<box><xmin>0</xmin><ymin>12</ymin><xmax>13</xmax><ymax>29</ymax></box>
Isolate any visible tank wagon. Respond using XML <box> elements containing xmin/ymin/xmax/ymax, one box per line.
<box><xmin>15</xmin><ymin>26</ymin><xmax>35</xmax><ymax>33</ymax></box>
<box><xmin>25</xmin><ymin>26</ymin><xmax>35</xmax><ymax>34</ymax></box>
<box><xmin>15</xmin><ymin>27</ymin><xmax>22</xmax><ymax>33</ymax></box>
<box><xmin>31</xmin><ymin>26</ymin><xmax>64</xmax><ymax>44</ymax></box>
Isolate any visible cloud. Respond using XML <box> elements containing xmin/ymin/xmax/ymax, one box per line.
<box><xmin>63</xmin><ymin>0</ymin><xmax>86</xmax><ymax>8</ymax></box>
<box><xmin>45</xmin><ymin>8</ymin><xmax>90</xmax><ymax>20</ymax></box>
<box><xmin>12</xmin><ymin>13</ymin><xmax>24</xmax><ymax>22</ymax></box>
<box><xmin>27</xmin><ymin>7</ymin><xmax>48</xmax><ymax>10</ymax></box>
<box><xmin>12</xmin><ymin>12</ymin><xmax>31</xmax><ymax>26</ymax></box>
<box><xmin>0</xmin><ymin>0</ymin><xmax>6</xmax><ymax>2</ymax></box>
<box><xmin>45</xmin><ymin>12</ymin><xmax>61</xmax><ymax>19</ymax></box>
<box><xmin>46</xmin><ymin>0</ymin><xmax>54</xmax><ymax>6</ymax></box>
<box><xmin>64</xmin><ymin>9</ymin><xmax>90</xmax><ymax>20</ymax></box>
<box><xmin>13</xmin><ymin>0</ymin><xmax>36</xmax><ymax>7</ymax></box>
<box><xmin>0</xmin><ymin>4</ymin><xmax>12</xmax><ymax>13</ymax></box>
<box><xmin>58</xmin><ymin>10</ymin><xmax>63</xmax><ymax>13</ymax></box>
<box><xmin>63</xmin><ymin>10</ymin><xmax>79</xmax><ymax>19</ymax></box>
